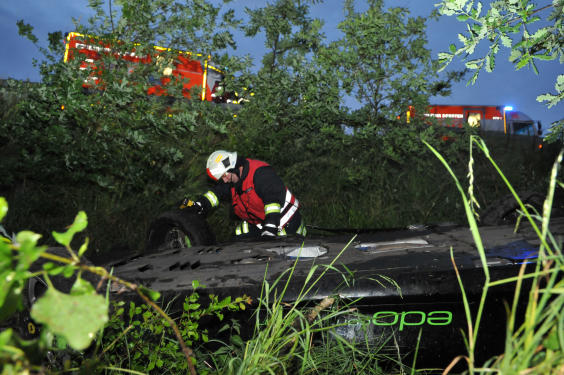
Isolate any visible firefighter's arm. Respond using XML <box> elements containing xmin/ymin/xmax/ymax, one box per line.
<box><xmin>254</xmin><ymin>167</ymin><xmax>285</xmax><ymax>236</ymax></box>
<box><xmin>181</xmin><ymin>183</ymin><xmax>230</xmax><ymax>215</ymax></box>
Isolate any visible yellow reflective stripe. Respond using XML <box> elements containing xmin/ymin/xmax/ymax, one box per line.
<box><xmin>201</xmin><ymin>56</ymin><xmax>209</xmax><ymax>101</ymax></box>
<box><xmin>242</xmin><ymin>221</ymin><xmax>249</xmax><ymax>233</ymax></box>
<box><xmin>264</xmin><ymin>203</ymin><xmax>281</xmax><ymax>215</ymax></box>
<box><xmin>278</xmin><ymin>227</ymin><xmax>286</xmax><ymax>236</ymax></box>
<box><xmin>204</xmin><ymin>191</ymin><xmax>219</xmax><ymax>207</ymax></box>
<box><xmin>235</xmin><ymin>224</ymin><xmax>242</xmax><ymax>236</ymax></box>
<box><xmin>296</xmin><ymin>220</ymin><xmax>307</xmax><ymax>236</ymax></box>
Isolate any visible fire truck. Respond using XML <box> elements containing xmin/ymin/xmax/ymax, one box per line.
<box><xmin>63</xmin><ymin>31</ymin><xmax>229</xmax><ymax>103</ymax></box>
<box><xmin>405</xmin><ymin>104</ymin><xmax>542</xmax><ymax>136</ymax></box>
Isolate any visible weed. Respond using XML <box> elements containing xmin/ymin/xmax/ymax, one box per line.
<box><xmin>425</xmin><ymin>136</ymin><xmax>564</xmax><ymax>374</ymax></box>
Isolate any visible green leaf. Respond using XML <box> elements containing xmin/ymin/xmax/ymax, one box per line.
<box><xmin>217</xmin><ymin>296</ymin><xmax>232</xmax><ymax>308</ymax></box>
<box><xmin>449</xmin><ymin>44</ymin><xmax>457</xmax><ymax>53</ymax></box>
<box><xmin>0</xmin><ymin>328</ymin><xmax>13</xmax><ymax>347</ymax></box>
<box><xmin>0</xmin><ymin>198</ymin><xmax>7</xmax><ymax>222</ymax></box>
<box><xmin>509</xmin><ymin>49</ymin><xmax>522</xmax><ymax>62</ymax></box>
<box><xmin>138</xmin><ymin>285</ymin><xmax>161</xmax><ymax>301</ymax></box>
<box><xmin>70</xmin><ymin>276</ymin><xmax>95</xmax><ymax>296</ymax></box>
<box><xmin>486</xmin><ymin>54</ymin><xmax>493</xmax><ymax>72</ymax></box>
<box><xmin>31</xmin><ymin>287</ymin><xmax>108</xmax><ymax>350</ymax></box>
<box><xmin>457</xmin><ymin>14</ymin><xmax>469</xmax><ymax>21</ymax></box>
<box><xmin>543</xmin><ymin>327</ymin><xmax>560</xmax><ymax>350</ymax></box>
<box><xmin>515</xmin><ymin>54</ymin><xmax>531</xmax><ymax>70</ymax></box>
<box><xmin>217</xmin><ymin>323</ymin><xmax>230</xmax><ymax>334</ymax></box>
<box><xmin>15</xmin><ymin>231</ymin><xmax>45</xmax><ymax>271</ymax></box>
<box><xmin>0</xmin><ymin>278</ymin><xmax>22</xmax><ymax>322</ymax></box>
<box><xmin>78</xmin><ymin>238</ymin><xmax>89</xmax><ymax>257</ymax></box>
<box><xmin>468</xmin><ymin>69</ymin><xmax>480</xmax><ymax>85</ymax></box>
<box><xmin>465</xmin><ymin>59</ymin><xmax>481</xmax><ymax>70</ymax></box>
<box><xmin>537</xmin><ymin>91</ymin><xmax>563</xmax><ymax>108</ymax></box>
<box><xmin>188</xmin><ymin>303</ymin><xmax>201</xmax><ymax>310</ymax></box>
<box><xmin>531</xmin><ymin>59</ymin><xmax>539</xmax><ymax>75</ymax></box>
<box><xmin>62</xmin><ymin>265</ymin><xmax>75</xmax><ymax>278</ymax></box>
<box><xmin>500</xmin><ymin>34</ymin><xmax>512</xmax><ymax>48</ymax></box>
<box><xmin>16</xmin><ymin>20</ymin><xmax>38</xmax><ymax>44</ymax></box>
<box><xmin>532</xmin><ymin>53</ymin><xmax>556</xmax><ymax>61</ymax></box>
<box><xmin>457</xmin><ymin>33</ymin><xmax>468</xmax><ymax>44</ymax></box>
<box><xmin>475</xmin><ymin>2</ymin><xmax>482</xmax><ymax>18</ymax></box>
<box><xmin>231</xmin><ymin>334</ymin><xmax>243</xmax><ymax>348</ymax></box>
<box><xmin>52</xmin><ymin>211</ymin><xmax>88</xmax><ymax>248</ymax></box>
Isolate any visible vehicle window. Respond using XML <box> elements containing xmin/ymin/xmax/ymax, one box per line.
<box><xmin>513</xmin><ymin>122</ymin><xmax>534</xmax><ymax>136</ymax></box>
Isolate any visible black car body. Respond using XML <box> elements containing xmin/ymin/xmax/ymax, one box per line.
<box><xmin>107</xmin><ymin>212</ymin><xmax>561</xmax><ymax>368</ymax></box>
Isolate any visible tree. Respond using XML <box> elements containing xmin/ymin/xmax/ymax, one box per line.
<box><xmin>437</xmin><ymin>0</ymin><xmax>563</xmax><ymax>140</ymax></box>
<box><xmin>318</xmin><ymin>0</ymin><xmax>454</xmax><ymax>126</ymax></box>
<box><xmin>85</xmin><ymin>0</ymin><xmax>239</xmax><ymax>54</ymax></box>
<box><xmin>232</xmin><ymin>0</ymin><xmax>344</xmax><ymax>143</ymax></box>
<box><xmin>243</xmin><ymin>0</ymin><xmax>324</xmax><ymax>74</ymax></box>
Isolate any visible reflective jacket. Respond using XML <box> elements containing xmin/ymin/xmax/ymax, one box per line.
<box><xmin>232</xmin><ymin>159</ymin><xmax>298</xmax><ymax>227</ymax></box>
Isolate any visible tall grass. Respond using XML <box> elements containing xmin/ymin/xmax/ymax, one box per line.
<box><xmin>425</xmin><ymin>135</ymin><xmax>564</xmax><ymax>374</ymax></box>
<box><xmin>199</xmin><ymin>238</ymin><xmax>417</xmax><ymax>375</ymax></box>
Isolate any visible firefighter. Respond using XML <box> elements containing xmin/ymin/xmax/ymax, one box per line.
<box><xmin>181</xmin><ymin>150</ymin><xmax>306</xmax><ymax>239</ymax></box>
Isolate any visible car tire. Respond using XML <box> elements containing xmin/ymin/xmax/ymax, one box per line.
<box><xmin>145</xmin><ymin>209</ymin><xmax>215</xmax><ymax>253</ymax></box>
<box><xmin>480</xmin><ymin>191</ymin><xmax>544</xmax><ymax>226</ymax></box>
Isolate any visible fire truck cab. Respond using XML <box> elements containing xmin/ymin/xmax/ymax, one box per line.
<box><xmin>63</xmin><ymin>31</ymin><xmax>229</xmax><ymax>103</ymax></box>
<box><xmin>405</xmin><ymin>104</ymin><xmax>542</xmax><ymax>136</ymax></box>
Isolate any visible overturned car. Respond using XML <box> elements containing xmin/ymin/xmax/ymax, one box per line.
<box><xmin>97</xmin><ymin>208</ymin><xmax>562</xmax><ymax>368</ymax></box>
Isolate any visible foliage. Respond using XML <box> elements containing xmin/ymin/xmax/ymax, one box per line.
<box><xmin>243</xmin><ymin>0</ymin><xmax>324</xmax><ymax>73</ymax></box>
<box><xmin>0</xmin><ymin>199</ymin><xmax>110</xmax><ymax>372</ymax></box>
<box><xmin>426</xmin><ymin>138</ymin><xmax>564</xmax><ymax>373</ymax></box>
<box><xmin>0</xmin><ymin>197</ymin><xmax>228</xmax><ymax>374</ymax></box>
<box><xmin>234</xmin><ymin>0</ymin><xmax>342</xmax><ymax>135</ymax></box>
<box><xmin>98</xmin><ymin>287</ymin><xmax>250</xmax><ymax>374</ymax></box>
<box><xmin>436</xmin><ymin>0</ymin><xmax>564</xmax><ymax>140</ymax></box>
<box><xmin>86</xmin><ymin>0</ymin><xmax>239</xmax><ymax>54</ymax></box>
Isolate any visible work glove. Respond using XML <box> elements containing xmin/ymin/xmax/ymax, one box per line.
<box><xmin>179</xmin><ymin>198</ymin><xmax>204</xmax><ymax>214</ymax></box>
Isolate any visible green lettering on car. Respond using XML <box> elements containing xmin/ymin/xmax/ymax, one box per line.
<box><xmin>427</xmin><ymin>310</ymin><xmax>452</xmax><ymax>326</ymax></box>
<box><xmin>370</xmin><ymin>310</ymin><xmax>453</xmax><ymax>331</ymax></box>
<box><xmin>399</xmin><ymin>311</ymin><xmax>426</xmax><ymax>331</ymax></box>
<box><xmin>372</xmin><ymin>311</ymin><xmax>399</xmax><ymax>326</ymax></box>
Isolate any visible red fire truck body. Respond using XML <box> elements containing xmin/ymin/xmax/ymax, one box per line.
<box><xmin>420</xmin><ymin>105</ymin><xmax>540</xmax><ymax>136</ymax></box>
<box><xmin>63</xmin><ymin>31</ymin><xmax>225</xmax><ymax>102</ymax></box>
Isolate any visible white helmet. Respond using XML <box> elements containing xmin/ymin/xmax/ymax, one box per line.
<box><xmin>206</xmin><ymin>150</ymin><xmax>237</xmax><ymax>181</ymax></box>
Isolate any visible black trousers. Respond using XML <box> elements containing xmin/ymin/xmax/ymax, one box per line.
<box><xmin>233</xmin><ymin>210</ymin><xmax>305</xmax><ymax>240</ymax></box>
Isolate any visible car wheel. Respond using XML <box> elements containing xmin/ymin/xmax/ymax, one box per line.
<box><xmin>145</xmin><ymin>209</ymin><xmax>215</xmax><ymax>253</ymax></box>
<box><xmin>480</xmin><ymin>191</ymin><xmax>544</xmax><ymax>226</ymax></box>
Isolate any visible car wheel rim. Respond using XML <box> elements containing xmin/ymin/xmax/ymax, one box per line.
<box><xmin>163</xmin><ymin>227</ymin><xmax>192</xmax><ymax>249</ymax></box>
